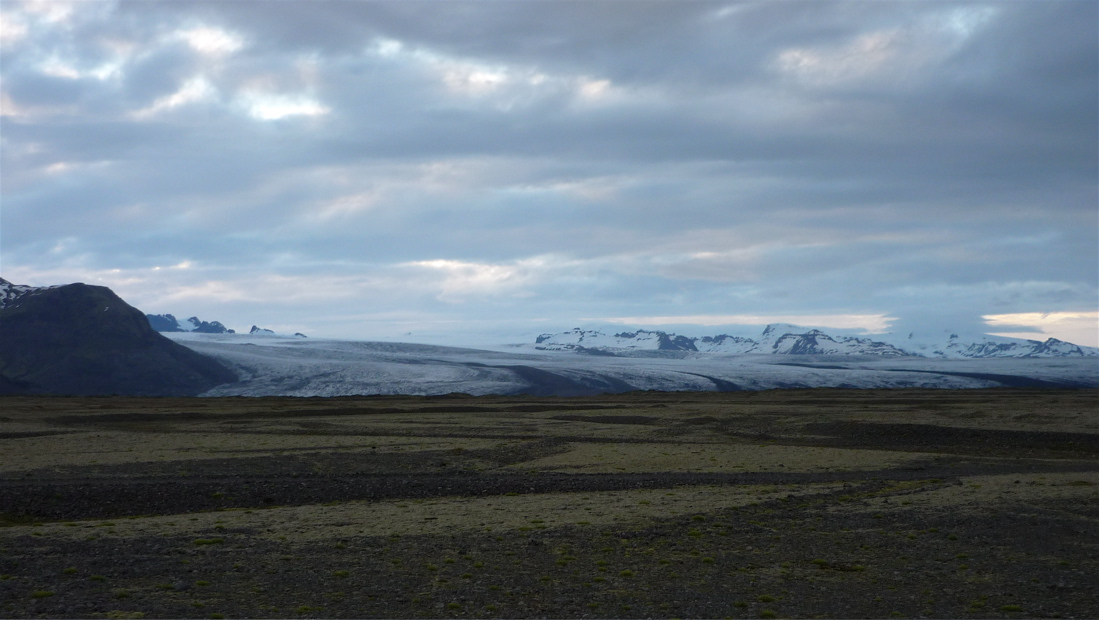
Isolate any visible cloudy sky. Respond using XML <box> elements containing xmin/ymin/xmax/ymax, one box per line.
<box><xmin>2</xmin><ymin>0</ymin><xmax>1096</xmax><ymax>346</ymax></box>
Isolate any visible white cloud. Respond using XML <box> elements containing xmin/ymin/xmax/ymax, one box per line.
<box><xmin>37</xmin><ymin>55</ymin><xmax>122</xmax><ymax>81</ymax></box>
<box><xmin>20</xmin><ymin>0</ymin><xmax>77</xmax><ymax>24</ymax></box>
<box><xmin>938</xmin><ymin>6</ymin><xmax>997</xmax><ymax>38</ymax></box>
<box><xmin>0</xmin><ymin>91</ymin><xmax>34</xmax><ymax>118</ymax></box>
<box><xmin>578</xmin><ymin>78</ymin><xmax>611</xmax><ymax>99</ymax></box>
<box><xmin>572</xmin><ymin>77</ymin><xmax>635</xmax><ymax>107</ymax></box>
<box><xmin>499</xmin><ymin>174</ymin><xmax>627</xmax><ymax>203</ymax></box>
<box><xmin>403</xmin><ymin>258</ymin><xmax>530</xmax><ymax>302</ymax></box>
<box><xmin>3</xmin><ymin>264</ymin><xmax>380</xmax><ymax>310</ymax></box>
<box><xmin>239</xmin><ymin>92</ymin><xmax>329</xmax><ymax>121</ymax></box>
<box><xmin>373</xmin><ymin>38</ymin><xmax>625</xmax><ymax>111</ymax></box>
<box><xmin>177</xmin><ymin>26</ymin><xmax>244</xmax><ymax>56</ymax></box>
<box><xmin>372</xmin><ymin>38</ymin><xmax>403</xmax><ymax>57</ymax></box>
<box><xmin>0</xmin><ymin>13</ymin><xmax>28</xmax><ymax>47</ymax></box>
<box><xmin>131</xmin><ymin>77</ymin><xmax>216</xmax><ymax>119</ymax></box>
<box><xmin>441</xmin><ymin>64</ymin><xmax>509</xmax><ymax>95</ymax></box>
<box><xmin>37</xmin><ymin>159</ymin><xmax>112</xmax><ymax>178</ymax></box>
<box><xmin>776</xmin><ymin>7</ymin><xmax>1001</xmax><ymax>90</ymax></box>
<box><xmin>381</xmin><ymin>44</ymin><xmax>518</xmax><ymax>98</ymax></box>
<box><xmin>652</xmin><ymin>247</ymin><xmax>766</xmax><ymax>283</ymax></box>
<box><xmin>776</xmin><ymin>30</ymin><xmax>902</xmax><ymax>86</ymax></box>
<box><xmin>307</xmin><ymin>191</ymin><xmax>382</xmax><ymax>221</ymax></box>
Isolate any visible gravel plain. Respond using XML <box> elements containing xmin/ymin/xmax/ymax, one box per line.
<box><xmin>1</xmin><ymin>388</ymin><xmax>1097</xmax><ymax>618</ymax></box>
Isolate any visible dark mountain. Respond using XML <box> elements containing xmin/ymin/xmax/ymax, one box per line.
<box><xmin>146</xmin><ymin>313</ymin><xmax>182</xmax><ymax>332</ymax></box>
<box><xmin>615</xmin><ymin>330</ymin><xmax>698</xmax><ymax>351</ymax></box>
<box><xmin>763</xmin><ymin>327</ymin><xmax>910</xmax><ymax>356</ymax></box>
<box><xmin>146</xmin><ymin>313</ymin><xmax>234</xmax><ymax>333</ymax></box>
<box><xmin>146</xmin><ymin>316</ymin><xmax>306</xmax><ymax>338</ymax></box>
<box><xmin>0</xmin><ymin>278</ymin><xmax>237</xmax><ymax>396</ymax></box>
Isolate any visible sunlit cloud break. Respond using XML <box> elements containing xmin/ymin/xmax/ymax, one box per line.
<box><xmin>984</xmin><ymin>312</ymin><xmax>1099</xmax><ymax>348</ymax></box>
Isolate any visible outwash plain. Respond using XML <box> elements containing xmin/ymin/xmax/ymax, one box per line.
<box><xmin>1</xmin><ymin>388</ymin><xmax>1097</xmax><ymax>618</ymax></box>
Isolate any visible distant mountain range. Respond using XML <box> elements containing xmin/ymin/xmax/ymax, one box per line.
<box><xmin>3</xmin><ymin>276</ymin><xmax>1094</xmax><ymax>397</ymax></box>
<box><xmin>146</xmin><ymin>313</ymin><xmax>306</xmax><ymax>338</ymax></box>
<box><xmin>533</xmin><ymin>325</ymin><xmax>1098</xmax><ymax>359</ymax></box>
<box><xmin>0</xmin><ymin>278</ymin><xmax>237</xmax><ymax>396</ymax></box>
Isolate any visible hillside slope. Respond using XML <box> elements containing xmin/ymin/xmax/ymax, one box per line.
<box><xmin>0</xmin><ymin>278</ymin><xmax>237</xmax><ymax>395</ymax></box>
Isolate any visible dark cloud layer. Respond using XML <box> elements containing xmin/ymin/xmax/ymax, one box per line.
<box><xmin>2</xmin><ymin>0</ymin><xmax>1095</xmax><ymax>345</ymax></box>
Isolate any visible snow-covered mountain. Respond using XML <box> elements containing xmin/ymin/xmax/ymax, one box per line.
<box><xmin>878</xmin><ymin>329</ymin><xmax>1096</xmax><ymax>359</ymax></box>
<box><xmin>248</xmin><ymin>325</ymin><xmax>308</xmax><ymax>338</ymax></box>
<box><xmin>532</xmin><ymin>324</ymin><xmax>1097</xmax><ymax>359</ymax></box>
<box><xmin>536</xmin><ymin>328</ymin><xmax>700</xmax><ymax>353</ymax></box>
<box><xmin>532</xmin><ymin>325</ymin><xmax>910</xmax><ymax>356</ymax></box>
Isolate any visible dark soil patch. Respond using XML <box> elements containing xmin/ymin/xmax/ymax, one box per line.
<box><xmin>549</xmin><ymin>415</ymin><xmax>661</xmax><ymax>425</ymax></box>
<box><xmin>801</xmin><ymin>422</ymin><xmax>1099</xmax><ymax>458</ymax></box>
<box><xmin>3</xmin><ymin>459</ymin><xmax>1097</xmax><ymax>522</ymax></box>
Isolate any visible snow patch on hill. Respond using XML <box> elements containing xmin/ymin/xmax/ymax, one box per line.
<box><xmin>0</xmin><ymin>277</ymin><xmax>60</xmax><ymax>310</ymax></box>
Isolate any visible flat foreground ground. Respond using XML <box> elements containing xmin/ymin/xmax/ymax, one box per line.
<box><xmin>1</xmin><ymin>388</ymin><xmax>1097</xmax><ymax>618</ymax></box>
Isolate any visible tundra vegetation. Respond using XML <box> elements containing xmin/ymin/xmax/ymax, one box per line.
<box><xmin>0</xmin><ymin>388</ymin><xmax>1096</xmax><ymax>618</ymax></box>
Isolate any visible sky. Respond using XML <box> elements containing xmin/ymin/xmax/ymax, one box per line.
<box><xmin>2</xmin><ymin>0</ymin><xmax>1097</xmax><ymax>347</ymax></box>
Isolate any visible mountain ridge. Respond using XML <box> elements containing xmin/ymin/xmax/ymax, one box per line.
<box><xmin>146</xmin><ymin>313</ymin><xmax>235</xmax><ymax>334</ymax></box>
<box><xmin>532</xmin><ymin>326</ymin><xmax>1097</xmax><ymax>359</ymax></box>
<box><xmin>145</xmin><ymin>313</ymin><xmax>306</xmax><ymax>338</ymax></box>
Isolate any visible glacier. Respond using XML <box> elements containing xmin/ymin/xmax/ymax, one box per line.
<box><xmin>168</xmin><ymin>332</ymin><xmax>1099</xmax><ymax>397</ymax></box>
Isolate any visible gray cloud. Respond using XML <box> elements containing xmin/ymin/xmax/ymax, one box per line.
<box><xmin>2</xmin><ymin>0</ymin><xmax>1095</xmax><ymax>346</ymax></box>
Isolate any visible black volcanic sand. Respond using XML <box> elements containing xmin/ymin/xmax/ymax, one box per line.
<box><xmin>0</xmin><ymin>388</ymin><xmax>1097</xmax><ymax>619</ymax></box>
